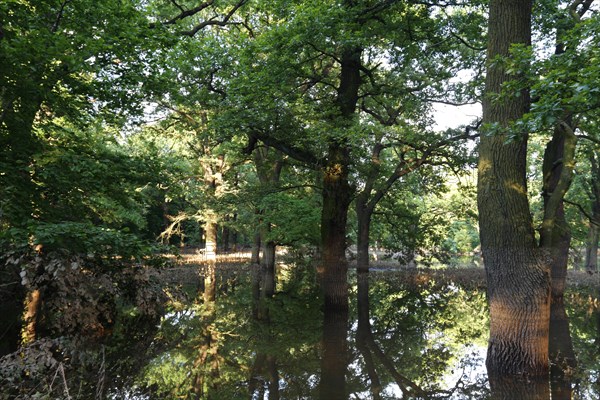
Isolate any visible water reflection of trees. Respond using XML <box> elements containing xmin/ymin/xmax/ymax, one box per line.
<box><xmin>134</xmin><ymin>265</ymin><xmax>600</xmax><ymax>399</ymax></box>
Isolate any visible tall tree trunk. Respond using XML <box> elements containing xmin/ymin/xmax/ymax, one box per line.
<box><xmin>478</xmin><ymin>0</ymin><xmax>551</xmax><ymax>378</ymax></box>
<box><xmin>321</xmin><ymin>143</ymin><xmax>352</xmax><ymax>309</ymax></box>
<box><xmin>320</xmin><ymin>44</ymin><xmax>361</xmax><ymax>309</ymax></box>
<box><xmin>356</xmin><ymin>196</ymin><xmax>373</xmax><ymax>274</ymax></box>
<box><xmin>205</xmin><ymin>218</ymin><xmax>218</xmax><ymax>262</ymax></box>
<box><xmin>585</xmin><ymin>221</ymin><xmax>599</xmax><ymax>272</ymax></box>
<box><xmin>540</xmin><ymin>121</ymin><xmax>576</xmax><ymax>299</ymax></box>
<box><xmin>585</xmin><ymin>154</ymin><xmax>600</xmax><ymax>272</ymax></box>
<box><xmin>251</xmin><ymin>230</ymin><xmax>261</xmax><ymax>265</ymax></box>
<box><xmin>261</xmin><ymin>238</ymin><xmax>276</xmax><ymax>298</ymax></box>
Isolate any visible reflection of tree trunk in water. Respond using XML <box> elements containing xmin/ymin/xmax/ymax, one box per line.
<box><xmin>193</xmin><ymin>263</ymin><xmax>220</xmax><ymax>397</ymax></box>
<box><xmin>356</xmin><ymin>270</ymin><xmax>382</xmax><ymax>399</ymax></box>
<box><xmin>549</xmin><ymin>296</ymin><xmax>576</xmax><ymax>400</ymax></box>
<box><xmin>249</xmin><ymin>353</ymin><xmax>280</xmax><ymax>400</ymax></box>
<box><xmin>203</xmin><ymin>261</ymin><xmax>216</xmax><ymax>304</ymax></box>
<box><xmin>320</xmin><ymin>304</ymin><xmax>348</xmax><ymax>400</ymax></box>
<box><xmin>355</xmin><ymin>269</ymin><xmax>425</xmax><ymax>398</ymax></box>
<box><xmin>250</xmin><ymin>225</ymin><xmax>276</xmax><ymax>321</ymax></box>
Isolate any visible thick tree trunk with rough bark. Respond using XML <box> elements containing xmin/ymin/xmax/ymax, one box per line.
<box><xmin>478</xmin><ymin>0</ymin><xmax>551</xmax><ymax>378</ymax></box>
<box><xmin>321</xmin><ymin>144</ymin><xmax>352</xmax><ymax>309</ymax></box>
<box><xmin>320</xmin><ymin>45</ymin><xmax>361</xmax><ymax>310</ymax></box>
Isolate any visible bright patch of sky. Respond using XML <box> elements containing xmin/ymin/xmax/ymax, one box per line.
<box><xmin>433</xmin><ymin>102</ymin><xmax>481</xmax><ymax>131</ymax></box>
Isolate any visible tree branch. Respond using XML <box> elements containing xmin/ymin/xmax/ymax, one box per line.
<box><xmin>564</xmin><ymin>199</ymin><xmax>599</xmax><ymax>226</ymax></box>
<box><xmin>183</xmin><ymin>0</ymin><xmax>248</xmax><ymax>36</ymax></box>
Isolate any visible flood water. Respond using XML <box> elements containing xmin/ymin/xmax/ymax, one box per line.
<box><xmin>3</xmin><ymin>262</ymin><xmax>600</xmax><ymax>399</ymax></box>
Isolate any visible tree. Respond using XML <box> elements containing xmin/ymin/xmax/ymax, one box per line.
<box><xmin>478</xmin><ymin>0</ymin><xmax>551</xmax><ymax>379</ymax></box>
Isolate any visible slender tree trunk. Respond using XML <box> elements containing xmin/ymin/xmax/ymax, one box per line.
<box><xmin>585</xmin><ymin>221</ymin><xmax>599</xmax><ymax>272</ymax></box>
<box><xmin>261</xmin><ymin>239</ymin><xmax>276</xmax><ymax>298</ymax></box>
<box><xmin>356</xmin><ymin>197</ymin><xmax>373</xmax><ymax>273</ymax></box>
<box><xmin>251</xmin><ymin>230</ymin><xmax>261</xmax><ymax>265</ymax></box>
<box><xmin>540</xmin><ymin>121</ymin><xmax>576</xmax><ymax>299</ymax></box>
<box><xmin>205</xmin><ymin>218</ymin><xmax>218</xmax><ymax>262</ymax></box>
<box><xmin>478</xmin><ymin>0</ymin><xmax>551</xmax><ymax>379</ymax></box>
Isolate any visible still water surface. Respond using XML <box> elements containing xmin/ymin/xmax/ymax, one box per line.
<box><xmin>95</xmin><ymin>263</ymin><xmax>600</xmax><ymax>400</ymax></box>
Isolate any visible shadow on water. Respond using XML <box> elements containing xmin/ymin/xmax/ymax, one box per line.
<box><xmin>3</xmin><ymin>259</ymin><xmax>600</xmax><ymax>399</ymax></box>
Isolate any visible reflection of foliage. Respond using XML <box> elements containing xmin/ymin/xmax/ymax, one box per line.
<box><xmin>139</xmin><ymin>269</ymin><xmax>323</xmax><ymax>399</ymax></box>
<box><xmin>564</xmin><ymin>289</ymin><xmax>600</xmax><ymax>398</ymax></box>
<box><xmin>349</xmin><ymin>273</ymin><xmax>488</xmax><ymax>395</ymax></box>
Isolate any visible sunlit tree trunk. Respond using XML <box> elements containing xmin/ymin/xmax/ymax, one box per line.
<box><xmin>21</xmin><ymin>289</ymin><xmax>42</xmax><ymax>345</ymax></box>
<box><xmin>478</xmin><ymin>0</ymin><xmax>551</xmax><ymax>379</ymax></box>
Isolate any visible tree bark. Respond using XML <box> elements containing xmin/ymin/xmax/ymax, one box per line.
<box><xmin>478</xmin><ymin>0</ymin><xmax>551</xmax><ymax>378</ymax></box>
<box><xmin>21</xmin><ymin>289</ymin><xmax>42</xmax><ymax>345</ymax></box>
<box><xmin>585</xmin><ymin>221</ymin><xmax>599</xmax><ymax>273</ymax></box>
<box><xmin>261</xmin><ymin>239</ymin><xmax>276</xmax><ymax>298</ymax></box>
<box><xmin>356</xmin><ymin>195</ymin><xmax>373</xmax><ymax>274</ymax></box>
<box><xmin>549</xmin><ymin>296</ymin><xmax>576</xmax><ymax>400</ymax></box>
<box><xmin>204</xmin><ymin>218</ymin><xmax>218</xmax><ymax>262</ymax></box>
<box><xmin>251</xmin><ymin>230</ymin><xmax>261</xmax><ymax>265</ymax></box>
<box><xmin>585</xmin><ymin>154</ymin><xmax>600</xmax><ymax>272</ymax></box>
<box><xmin>540</xmin><ymin>120</ymin><xmax>576</xmax><ymax>299</ymax></box>
<box><xmin>320</xmin><ymin>44</ymin><xmax>361</xmax><ymax>310</ymax></box>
